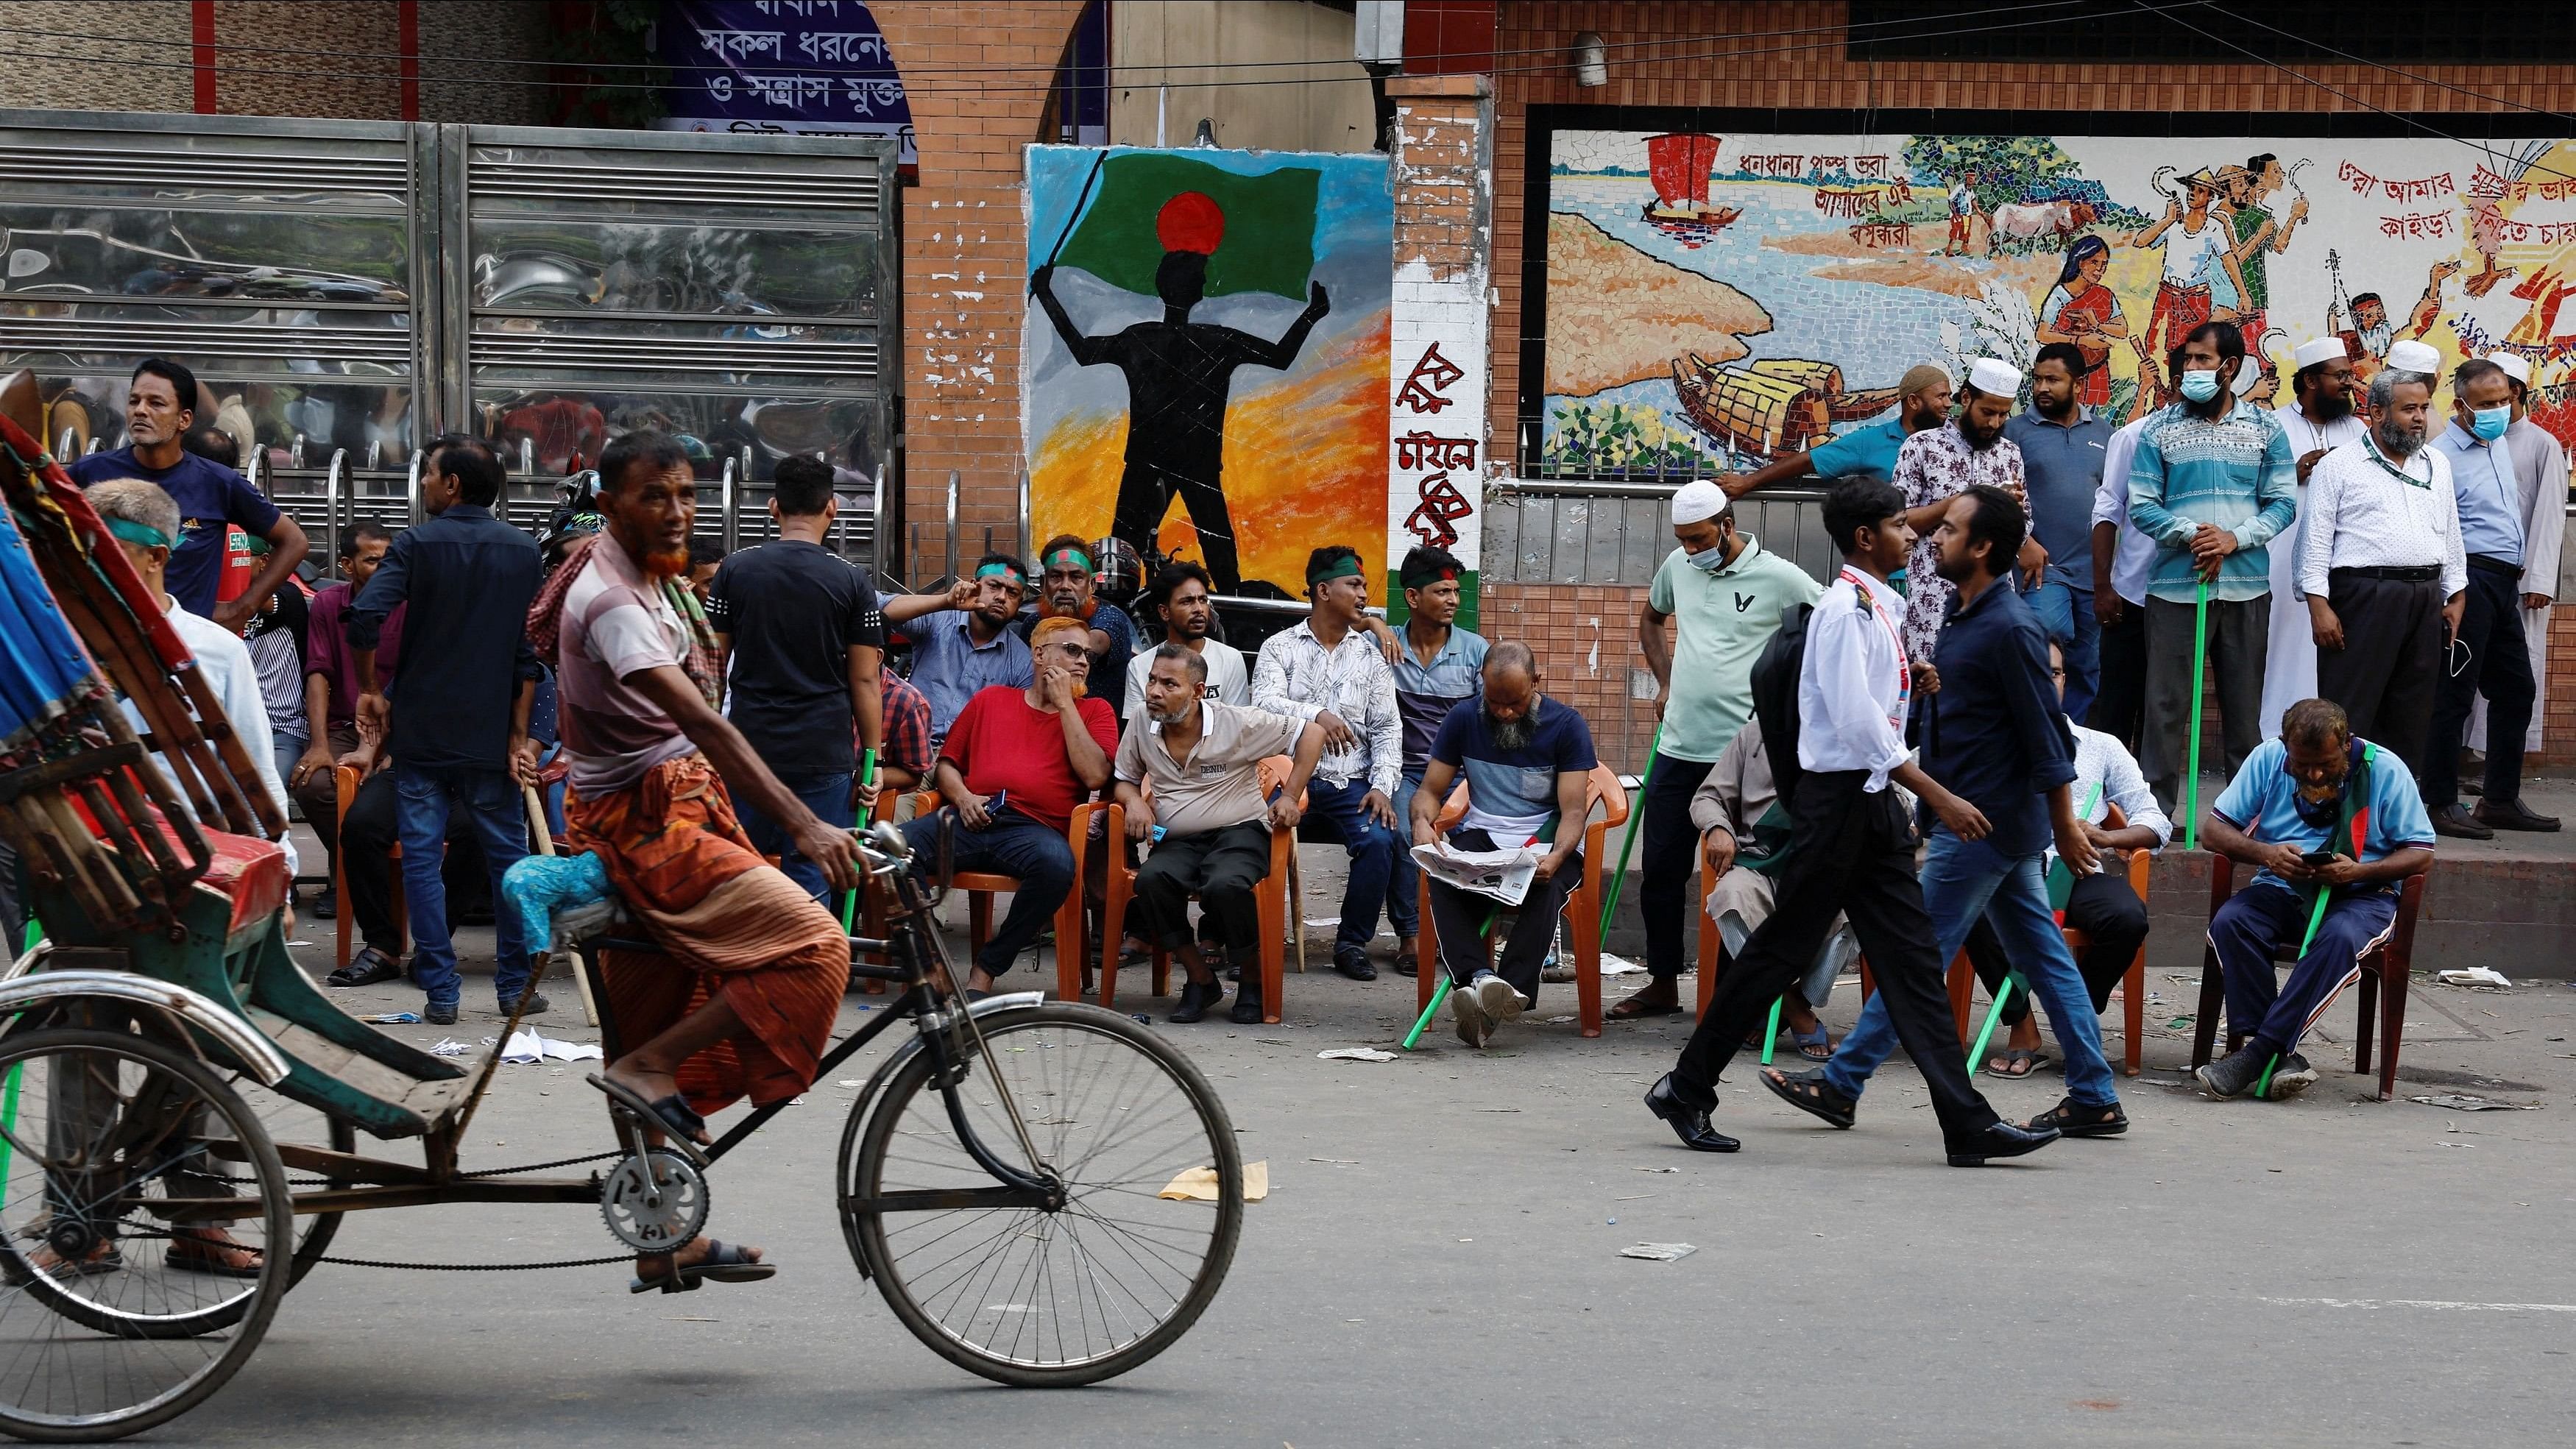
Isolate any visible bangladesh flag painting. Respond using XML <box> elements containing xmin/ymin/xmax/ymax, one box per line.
<box><xmin>1025</xmin><ymin>145</ymin><xmax>1391</xmax><ymax>601</ymax></box>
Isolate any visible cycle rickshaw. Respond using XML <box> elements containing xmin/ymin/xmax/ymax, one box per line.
<box><xmin>0</xmin><ymin>372</ymin><xmax>1245</xmax><ymax>1442</ymax></box>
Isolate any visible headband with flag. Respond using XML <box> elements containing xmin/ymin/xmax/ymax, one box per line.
<box><xmin>977</xmin><ymin>559</ymin><xmax>1028</xmax><ymax>589</ymax></box>
<box><xmin>1043</xmin><ymin>544</ymin><xmax>1094</xmax><ymax>573</ymax></box>
<box><xmin>1307</xmin><ymin>549</ymin><xmax>1364</xmax><ymax>585</ymax></box>
<box><xmin>105</xmin><ymin>517</ymin><xmax>175</xmax><ymax>550</ymax></box>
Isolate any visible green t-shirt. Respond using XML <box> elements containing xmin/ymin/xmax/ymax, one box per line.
<box><xmin>2231</xmin><ymin>203</ymin><xmax>2271</xmax><ymax>310</ymax></box>
<box><xmin>1647</xmin><ymin>536</ymin><xmax>1825</xmax><ymax>762</ymax></box>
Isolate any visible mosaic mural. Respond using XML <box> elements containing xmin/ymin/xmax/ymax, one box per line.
<box><xmin>1024</xmin><ymin>145</ymin><xmax>1393</xmax><ymax>601</ymax></box>
<box><xmin>1538</xmin><ymin>128</ymin><xmax>2576</xmax><ymax>475</ymax></box>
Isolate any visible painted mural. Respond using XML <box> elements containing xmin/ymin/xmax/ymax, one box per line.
<box><xmin>1024</xmin><ymin>145</ymin><xmax>1393</xmax><ymax>601</ymax></box>
<box><xmin>1539</xmin><ymin>129</ymin><xmax>2576</xmax><ymax>474</ymax></box>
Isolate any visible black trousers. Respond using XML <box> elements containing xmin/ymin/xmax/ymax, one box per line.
<box><xmin>1964</xmin><ymin>869</ymin><xmax>2150</xmax><ymax>1027</ymax></box>
<box><xmin>339</xmin><ymin>770</ymin><xmax>480</xmax><ymax>954</ymax></box>
<box><xmin>1427</xmin><ymin>827</ymin><xmax>1580</xmax><ymax>1002</ymax></box>
<box><xmin>2088</xmin><ymin>600</ymin><xmax>2148</xmax><ymax>755</ymax></box>
<box><xmin>1131</xmin><ymin>821</ymin><xmax>1273</xmax><ymax>955</ymax></box>
<box><xmin>2427</xmin><ymin>564</ymin><xmax>2538</xmax><ymax>807</ymax></box>
<box><xmin>1638</xmin><ymin>751</ymin><xmax>1719</xmax><ymax>982</ymax></box>
<box><xmin>1114</xmin><ymin>463</ymin><xmax>1239</xmax><ymax>592</ymax></box>
<box><xmin>2316</xmin><ymin>570</ymin><xmax>2446</xmax><ymax>780</ymax></box>
<box><xmin>1669</xmin><ymin>771</ymin><xmax>2001</xmax><ymax>1144</ymax></box>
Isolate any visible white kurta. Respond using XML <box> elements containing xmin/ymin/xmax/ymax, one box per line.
<box><xmin>2260</xmin><ymin>405</ymin><xmax>2368</xmax><ymax>740</ymax></box>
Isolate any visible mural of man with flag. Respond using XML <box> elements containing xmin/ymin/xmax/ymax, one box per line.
<box><xmin>1027</xmin><ymin>148</ymin><xmax>1388</xmax><ymax>599</ymax></box>
<box><xmin>1033</xmin><ymin>155</ymin><xmax>1332</xmax><ymax>592</ymax></box>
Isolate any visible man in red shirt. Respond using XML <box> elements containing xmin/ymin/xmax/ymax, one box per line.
<box><xmin>901</xmin><ymin>617</ymin><xmax>1117</xmax><ymax>993</ymax></box>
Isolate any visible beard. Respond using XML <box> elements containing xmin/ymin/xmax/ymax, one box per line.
<box><xmin>1485</xmin><ymin>709</ymin><xmax>1536</xmax><ymax>752</ymax></box>
<box><xmin>2304</xmin><ymin>390</ymin><xmax>2354</xmax><ymax>422</ymax></box>
<box><xmin>1960</xmin><ymin>417</ymin><xmax>2004</xmax><ymax>450</ymax></box>
<box><xmin>639</xmin><ymin>544</ymin><xmax>691</xmax><ymax>578</ymax></box>
<box><xmin>2374</xmin><ymin>416</ymin><xmax>2427</xmax><ymax>459</ymax></box>
<box><xmin>1152</xmin><ymin>699</ymin><xmax>1194</xmax><ymax>726</ymax></box>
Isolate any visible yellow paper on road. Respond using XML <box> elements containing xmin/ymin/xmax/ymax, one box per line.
<box><xmin>1158</xmin><ymin>1160</ymin><xmax>1268</xmax><ymax>1202</ymax></box>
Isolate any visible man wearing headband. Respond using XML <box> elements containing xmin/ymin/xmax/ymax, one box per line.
<box><xmin>69</xmin><ymin>355</ymin><xmax>309</xmax><ymax>631</ymax></box>
<box><xmin>704</xmin><ymin>455</ymin><xmax>889</xmax><ymax>905</ymax></box>
<box><xmin>1016</xmin><ymin>534</ymin><xmax>1137</xmax><ymax>726</ymax></box>
<box><xmin>1252</xmin><ymin>545</ymin><xmax>1404</xmax><ymax>983</ymax></box>
<box><xmin>884</xmin><ymin>552</ymin><xmax>1035</xmax><ymax>746</ymax></box>
<box><xmin>902</xmin><ymin>616</ymin><xmax>1119</xmax><ymax>995</ymax></box>
<box><xmin>1716</xmin><ymin>363</ymin><xmax>1954</xmax><ymax>498</ymax></box>
<box><xmin>1612</xmin><ymin>479</ymin><xmax>1819</xmax><ymax>1023</ymax></box>
<box><xmin>1384</xmin><ymin>545</ymin><xmax>1487</xmax><ymax>979</ymax></box>
<box><xmin>1894</xmin><ymin>356</ymin><xmax>2032</xmax><ymax>664</ymax></box>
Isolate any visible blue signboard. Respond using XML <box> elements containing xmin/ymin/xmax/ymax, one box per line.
<box><xmin>656</xmin><ymin>0</ymin><xmax>916</xmax><ymax>166</ymax></box>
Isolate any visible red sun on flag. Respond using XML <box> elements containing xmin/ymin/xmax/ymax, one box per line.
<box><xmin>1155</xmin><ymin>191</ymin><xmax>1226</xmax><ymax>255</ymax></box>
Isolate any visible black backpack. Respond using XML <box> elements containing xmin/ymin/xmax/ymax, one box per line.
<box><xmin>1748</xmin><ymin>601</ymin><xmax>1816</xmax><ymax>807</ymax></box>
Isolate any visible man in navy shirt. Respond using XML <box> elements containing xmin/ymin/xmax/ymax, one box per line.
<box><xmin>347</xmin><ymin>433</ymin><xmax>545</xmax><ymax>1025</ymax></box>
<box><xmin>69</xmin><ymin>356</ymin><xmax>307</xmax><ymax>630</ymax></box>
<box><xmin>1789</xmin><ymin>484</ymin><xmax>2127</xmax><ymax>1138</ymax></box>
<box><xmin>1406</xmin><ymin>643</ymin><xmax>1594</xmax><ymax>1048</ymax></box>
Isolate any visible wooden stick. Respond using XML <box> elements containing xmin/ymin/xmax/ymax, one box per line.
<box><xmin>526</xmin><ymin>781</ymin><xmax>599</xmax><ymax>1029</ymax></box>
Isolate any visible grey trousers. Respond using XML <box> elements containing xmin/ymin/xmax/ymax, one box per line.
<box><xmin>2142</xmin><ymin>592</ymin><xmax>2269</xmax><ymax>815</ymax></box>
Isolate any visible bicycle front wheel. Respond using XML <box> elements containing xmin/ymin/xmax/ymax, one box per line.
<box><xmin>841</xmin><ymin>1002</ymin><xmax>1241</xmax><ymax>1387</ymax></box>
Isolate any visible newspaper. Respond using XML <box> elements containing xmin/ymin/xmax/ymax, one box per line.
<box><xmin>1409</xmin><ymin>838</ymin><xmax>1543</xmax><ymax>907</ymax></box>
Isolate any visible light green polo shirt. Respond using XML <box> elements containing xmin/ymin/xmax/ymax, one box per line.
<box><xmin>1647</xmin><ymin>536</ymin><xmax>1824</xmax><ymax>762</ymax></box>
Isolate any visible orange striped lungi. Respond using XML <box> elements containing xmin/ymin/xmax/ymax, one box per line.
<box><xmin>565</xmin><ymin>753</ymin><xmax>849</xmax><ymax>1113</ymax></box>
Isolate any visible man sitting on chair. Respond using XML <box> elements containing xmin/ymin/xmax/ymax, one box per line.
<box><xmin>1966</xmin><ymin>639</ymin><xmax>2169</xmax><ymax>1077</ymax></box>
<box><xmin>1408</xmin><ymin>643</ymin><xmax>1598</xmax><ymax>1048</ymax></box>
<box><xmin>2195</xmin><ymin>697</ymin><xmax>2435</xmax><ymax>1099</ymax></box>
<box><xmin>1115</xmin><ymin>646</ymin><xmax>1326</xmax><ymax>1024</ymax></box>
<box><xmin>1691</xmin><ymin>715</ymin><xmax>1861</xmax><ymax>1063</ymax></box>
<box><xmin>900</xmin><ymin>617</ymin><xmax>1118</xmax><ymax>994</ymax></box>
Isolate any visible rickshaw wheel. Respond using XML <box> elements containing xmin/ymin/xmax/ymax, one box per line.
<box><xmin>0</xmin><ymin>1027</ymin><xmax>293</xmax><ymax>1442</ymax></box>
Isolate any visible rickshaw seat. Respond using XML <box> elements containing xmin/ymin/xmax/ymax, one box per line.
<box><xmin>197</xmin><ymin>829</ymin><xmax>290</xmax><ymax>940</ymax></box>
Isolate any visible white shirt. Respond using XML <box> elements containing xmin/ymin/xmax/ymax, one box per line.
<box><xmin>2055</xmin><ymin>719</ymin><xmax>2170</xmax><ymax>868</ymax></box>
<box><xmin>2298</xmin><ymin>438</ymin><xmax>2467</xmax><ymax>598</ymax></box>
<box><xmin>1797</xmin><ymin>567</ymin><xmax>1912</xmax><ymax>792</ymax></box>
<box><xmin>2159</xmin><ymin>215</ymin><xmax>2230</xmax><ymax>289</ymax></box>
<box><xmin>2092</xmin><ymin>417</ymin><xmax>2162</xmax><ymax>606</ymax></box>
<box><xmin>1250</xmin><ymin>619</ymin><xmax>1401</xmax><ymax>796</ymax></box>
<box><xmin>2270</xmin><ymin>405</ymin><xmax>2371</xmax><ymax>604</ymax></box>
<box><xmin>1125</xmin><ymin>637</ymin><xmax>1249</xmax><ymax>718</ymax></box>
<box><xmin>124</xmin><ymin>597</ymin><xmax>299</xmax><ymax>876</ymax></box>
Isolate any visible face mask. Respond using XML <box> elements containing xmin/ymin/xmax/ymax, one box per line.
<box><xmin>2471</xmin><ymin>405</ymin><xmax>2510</xmax><ymax>441</ymax></box>
<box><xmin>2179</xmin><ymin>369</ymin><xmax>2222</xmax><ymax>403</ymax></box>
<box><xmin>1684</xmin><ymin>543</ymin><xmax>1727</xmax><ymax>573</ymax></box>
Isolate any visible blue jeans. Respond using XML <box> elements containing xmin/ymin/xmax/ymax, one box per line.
<box><xmin>1303</xmin><ymin>776</ymin><xmax>1399</xmax><ymax>965</ymax></box>
<box><xmin>393</xmin><ymin>763</ymin><xmax>532</xmax><ymax>1010</ymax></box>
<box><xmin>1384</xmin><ymin>772</ymin><xmax>1423</xmax><ymax>940</ymax></box>
<box><xmin>737</xmin><ymin>770</ymin><xmax>854</xmax><ymax>906</ymax></box>
<box><xmin>901</xmin><ymin>805</ymin><xmax>1073</xmax><ymax>977</ymax></box>
<box><xmin>2027</xmin><ymin>577</ymin><xmax>2101</xmax><ymax>726</ymax></box>
<box><xmin>1824</xmin><ymin>828</ymin><xmax>2118</xmax><ymax>1108</ymax></box>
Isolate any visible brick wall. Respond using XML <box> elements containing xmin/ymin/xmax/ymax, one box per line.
<box><xmin>1484</xmin><ymin>580</ymin><xmax>1663</xmax><ymax>773</ymax></box>
<box><xmin>1480</xmin><ymin>0</ymin><xmax>2576</xmax><ymax>770</ymax></box>
<box><xmin>868</xmin><ymin>1</ymin><xmax>1089</xmax><ymax>582</ymax></box>
<box><xmin>0</xmin><ymin>1</ymin><xmax>194</xmax><ymax>112</ymax></box>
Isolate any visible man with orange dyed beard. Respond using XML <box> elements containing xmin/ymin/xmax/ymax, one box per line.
<box><xmin>552</xmin><ymin>428</ymin><xmax>863</xmax><ymax>1291</ymax></box>
<box><xmin>899</xmin><ymin>616</ymin><xmax>1119</xmax><ymax>994</ymax></box>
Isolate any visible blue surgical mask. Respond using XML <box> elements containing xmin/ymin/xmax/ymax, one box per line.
<box><xmin>2471</xmin><ymin>405</ymin><xmax>2510</xmax><ymax>441</ymax></box>
<box><xmin>2179</xmin><ymin>369</ymin><xmax>2222</xmax><ymax>403</ymax></box>
<box><xmin>1684</xmin><ymin>543</ymin><xmax>1727</xmax><ymax>572</ymax></box>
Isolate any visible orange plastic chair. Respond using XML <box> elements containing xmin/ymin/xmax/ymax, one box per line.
<box><xmin>905</xmin><ymin>790</ymin><xmax>1094</xmax><ymax>995</ymax></box>
<box><xmin>1413</xmin><ymin>762</ymin><xmax>1628</xmax><ymax>1038</ymax></box>
<box><xmin>1086</xmin><ymin>755</ymin><xmax>1303</xmax><ymax>1018</ymax></box>
<box><xmin>332</xmin><ymin>763</ymin><xmax>407</xmax><ymax>971</ymax></box>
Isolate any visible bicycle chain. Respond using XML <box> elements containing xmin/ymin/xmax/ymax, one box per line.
<box><xmin>317</xmin><ymin>1253</ymin><xmax>633</xmax><ymax>1271</ymax></box>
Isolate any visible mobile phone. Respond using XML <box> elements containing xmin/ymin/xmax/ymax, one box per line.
<box><xmin>2299</xmin><ymin>849</ymin><xmax>2335</xmax><ymax>868</ymax></box>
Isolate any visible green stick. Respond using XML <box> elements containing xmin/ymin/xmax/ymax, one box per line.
<box><xmin>841</xmin><ymin>748</ymin><xmax>878</xmax><ymax>933</ymax></box>
<box><xmin>2184</xmin><ymin>578</ymin><xmax>2209</xmax><ymax>851</ymax></box>
<box><xmin>1760</xmin><ymin>996</ymin><xmax>1783</xmax><ymax>1066</ymax></box>
<box><xmin>1415</xmin><ymin>818</ymin><xmax>1559</xmax><ymax>1052</ymax></box>
<box><xmin>1596</xmin><ymin>725</ymin><xmax>1662</xmax><ymax>939</ymax></box>
<box><xmin>0</xmin><ymin>920</ymin><xmax>24</xmax><ymax>1185</ymax></box>
<box><xmin>1967</xmin><ymin>979</ymin><xmax>2014</xmax><ymax>1075</ymax></box>
<box><xmin>2257</xmin><ymin>876</ymin><xmax>2340</xmax><ymax>1099</ymax></box>
<box><xmin>1402</xmin><ymin>976</ymin><xmax>1453</xmax><ymax>1050</ymax></box>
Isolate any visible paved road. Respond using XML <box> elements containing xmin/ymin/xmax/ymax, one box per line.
<box><xmin>172</xmin><ymin>917</ymin><xmax>2576</xmax><ymax>1449</ymax></box>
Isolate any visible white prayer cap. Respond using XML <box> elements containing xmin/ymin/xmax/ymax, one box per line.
<box><xmin>2234</xmin><ymin>355</ymin><xmax>2265</xmax><ymax>395</ymax></box>
<box><xmin>1670</xmin><ymin>479</ymin><xmax>1727</xmax><ymax>527</ymax></box>
<box><xmin>2385</xmin><ymin>339</ymin><xmax>2443</xmax><ymax>375</ymax></box>
<box><xmin>2291</xmin><ymin>337</ymin><xmax>2346</xmax><ymax>370</ymax></box>
<box><xmin>1966</xmin><ymin>357</ymin><xmax>2022</xmax><ymax>396</ymax></box>
<box><xmin>2485</xmin><ymin>351</ymin><xmax>2532</xmax><ymax>386</ymax></box>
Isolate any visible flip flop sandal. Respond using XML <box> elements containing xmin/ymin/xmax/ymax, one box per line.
<box><xmin>4</xmin><ymin>1244</ymin><xmax>124</xmax><ymax>1283</ymax></box>
<box><xmin>1790</xmin><ymin>1024</ymin><xmax>1836</xmax><ymax>1061</ymax></box>
<box><xmin>168</xmin><ymin>1242</ymin><xmax>266</xmax><ymax>1279</ymax></box>
<box><xmin>1985</xmin><ymin>1048</ymin><xmax>2039</xmax><ymax>1078</ymax></box>
<box><xmin>1607</xmin><ymin>993</ymin><xmax>1681</xmax><ymax>1021</ymax></box>
<box><xmin>629</xmin><ymin>1239</ymin><xmax>776</xmax><ymax>1294</ymax></box>
<box><xmin>590</xmin><ymin>1074</ymin><xmax>712</xmax><ymax>1168</ymax></box>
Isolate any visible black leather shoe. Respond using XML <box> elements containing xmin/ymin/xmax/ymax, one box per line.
<box><xmin>1643</xmin><ymin>1074</ymin><xmax>1739</xmax><ymax>1152</ymax></box>
<box><xmin>2475</xmin><ymin>798</ymin><xmax>2562</xmax><ymax>832</ymax></box>
<box><xmin>1946</xmin><ymin>1120</ymin><xmax>2061</xmax><ymax>1167</ymax></box>
<box><xmin>1333</xmin><ymin>954</ymin><xmax>1377</xmax><ymax>982</ymax></box>
<box><xmin>425</xmin><ymin>1002</ymin><xmax>459</xmax><ymax>1027</ymax></box>
<box><xmin>2431</xmin><ymin>804</ymin><xmax>2494</xmax><ymax>840</ymax></box>
<box><xmin>1759</xmin><ymin>1066</ymin><xmax>1857</xmax><ymax>1129</ymax></box>
<box><xmin>325</xmin><ymin>945</ymin><xmax>404</xmax><ymax>989</ymax></box>
<box><xmin>500</xmin><ymin>991</ymin><xmax>550</xmax><ymax>1017</ymax></box>
<box><xmin>1167</xmin><ymin>979</ymin><xmax>1224</xmax><ymax>1024</ymax></box>
<box><xmin>1226</xmin><ymin>991</ymin><xmax>1264</xmax><ymax>1025</ymax></box>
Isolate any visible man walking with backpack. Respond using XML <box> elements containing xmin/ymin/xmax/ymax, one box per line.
<box><xmin>1643</xmin><ymin>480</ymin><xmax>2059</xmax><ymax>1167</ymax></box>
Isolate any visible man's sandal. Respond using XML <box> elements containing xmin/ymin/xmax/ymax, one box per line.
<box><xmin>629</xmin><ymin>1240</ymin><xmax>774</xmax><ymax>1294</ymax></box>
<box><xmin>1984</xmin><ymin>1047</ymin><xmax>2042</xmax><ymax>1079</ymax></box>
<box><xmin>1607</xmin><ymin>991</ymin><xmax>1681</xmax><ymax>1021</ymax></box>
<box><xmin>1788</xmin><ymin>1022</ymin><xmax>1836</xmax><ymax>1062</ymax></box>
<box><xmin>1760</xmin><ymin>1066</ymin><xmax>1858</xmax><ymax>1129</ymax></box>
<box><xmin>590</xmin><ymin>1074</ymin><xmax>712</xmax><ymax>1168</ymax></box>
